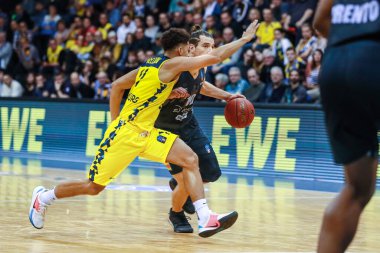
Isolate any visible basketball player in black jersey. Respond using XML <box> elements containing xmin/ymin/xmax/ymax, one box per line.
<box><xmin>314</xmin><ymin>0</ymin><xmax>380</xmax><ymax>252</ymax></box>
<box><xmin>154</xmin><ymin>26</ymin><xmax>245</xmax><ymax>233</ymax></box>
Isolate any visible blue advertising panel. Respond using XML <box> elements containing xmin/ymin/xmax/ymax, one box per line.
<box><xmin>1</xmin><ymin>99</ymin><xmax>379</xmax><ymax>191</ymax></box>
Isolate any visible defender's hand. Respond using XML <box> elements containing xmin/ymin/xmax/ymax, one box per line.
<box><xmin>168</xmin><ymin>87</ymin><xmax>190</xmax><ymax>99</ymax></box>
<box><xmin>241</xmin><ymin>20</ymin><xmax>260</xmax><ymax>42</ymax></box>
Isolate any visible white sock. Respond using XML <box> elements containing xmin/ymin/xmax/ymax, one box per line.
<box><xmin>193</xmin><ymin>198</ymin><xmax>210</xmax><ymax>226</ymax></box>
<box><xmin>39</xmin><ymin>188</ymin><xmax>57</xmax><ymax>205</ymax></box>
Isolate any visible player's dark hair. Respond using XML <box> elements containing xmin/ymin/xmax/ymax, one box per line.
<box><xmin>160</xmin><ymin>28</ymin><xmax>190</xmax><ymax>51</ymax></box>
<box><xmin>189</xmin><ymin>25</ymin><xmax>213</xmax><ymax>47</ymax></box>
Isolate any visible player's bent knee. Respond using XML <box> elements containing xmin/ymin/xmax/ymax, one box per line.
<box><xmin>87</xmin><ymin>182</ymin><xmax>105</xmax><ymax>195</ymax></box>
<box><xmin>182</xmin><ymin>152</ymin><xmax>199</xmax><ymax>170</ymax></box>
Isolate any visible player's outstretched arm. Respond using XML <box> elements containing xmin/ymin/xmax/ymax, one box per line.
<box><xmin>200</xmin><ymin>81</ymin><xmax>245</xmax><ymax>101</ymax></box>
<box><xmin>110</xmin><ymin>68</ymin><xmax>139</xmax><ymax>121</ymax></box>
<box><xmin>313</xmin><ymin>0</ymin><xmax>333</xmax><ymax>37</ymax></box>
<box><xmin>161</xmin><ymin>20</ymin><xmax>260</xmax><ymax>79</ymax></box>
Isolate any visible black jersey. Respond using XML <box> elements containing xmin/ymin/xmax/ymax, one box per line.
<box><xmin>155</xmin><ymin>68</ymin><xmax>205</xmax><ymax>130</ymax></box>
<box><xmin>328</xmin><ymin>0</ymin><xmax>380</xmax><ymax>46</ymax></box>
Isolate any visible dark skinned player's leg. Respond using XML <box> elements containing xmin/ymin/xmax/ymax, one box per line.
<box><xmin>317</xmin><ymin>155</ymin><xmax>378</xmax><ymax>253</ymax></box>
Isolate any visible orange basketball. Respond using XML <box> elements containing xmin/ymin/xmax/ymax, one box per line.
<box><xmin>224</xmin><ymin>98</ymin><xmax>255</xmax><ymax>128</ymax></box>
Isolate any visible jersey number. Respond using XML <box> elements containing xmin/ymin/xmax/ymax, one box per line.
<box><xmin>135</xmin><ymin>69</ymin><xmax>149</xmax><ymax>87</ymax></box>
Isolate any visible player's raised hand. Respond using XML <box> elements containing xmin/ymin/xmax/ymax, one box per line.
<box><xmin>241</xmin><ymin>20</ymin><xmax>260</xmax><ymax>42</ymax></box>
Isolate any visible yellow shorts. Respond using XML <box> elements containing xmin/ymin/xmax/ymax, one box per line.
<box><xmin>88</xmin><ymin>119</ymin><xmax>178</xmax><ymax>186</ymax></box>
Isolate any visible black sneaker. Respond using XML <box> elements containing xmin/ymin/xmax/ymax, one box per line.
<box><xmin>169</xmin><ymin>178</ymin><xmax>196</xmax><ymax>214</ymax></box>
<box><xmin>168</xmin><ymin>208</ymin><xmax>194</xmax><ymax>233</ymax></box>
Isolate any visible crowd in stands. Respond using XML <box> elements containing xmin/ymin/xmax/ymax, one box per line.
<box><xmin>0</xmin><ymin>0</ymin><xmax>325</xmax><ymax>104</ymax></box>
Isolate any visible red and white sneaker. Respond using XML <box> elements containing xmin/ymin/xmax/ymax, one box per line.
<box><xmin>198</xmin><ymin>211</ymin><xmax>238</xmax><ymax>238</ymax></box>
<box><xmin>29</xmin><ymin>186</ymin><xmax>48</xmax><ymax>229</ymax></box>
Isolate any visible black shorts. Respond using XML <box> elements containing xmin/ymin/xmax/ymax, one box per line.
<box><xmin>319</xmin><ymin>39</ymin><xmax>380</xmax><ymax>165</ymax></box>
<box><xmin>167</xmin><ymin>116</ymin><xmax>221</xmax><ymax>182</ymax></box>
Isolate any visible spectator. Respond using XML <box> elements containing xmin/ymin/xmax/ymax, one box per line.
<box><xmin>116</xmin><ymin>14</ymin><xmax>136</xmax><ymax>45</ymax></box>
<box><xmin>120</xmin><ymin>0</ymin><xmax>135</xmax><ymax>18</ymax></box>
<box><xmin>135</xmin><ymin>0</ymin><xmax>149</xmax><ymax>17</ymax></box>
<box><xmin>16</xmin><ymin>36</ymin><xmax>41</xmax><ymax>75</ymax></box>
<box><xmin>42</xmin><ymin>38</ymin><xmax>63</xmax><ymax>75</ymax></box>
<box><xmin>237</xmin><ymin>48</ymin><xmax>255</xmax><ymax>80</ymax></box>
<box><xmin>220</xmin><ymin>10</ymin><xmax>243</xmax><ymax>37</ymax></box>
<box><xmin>0</xmin><ymin>31</ymin><xmax>12</xmax><ymax>70</ymax></box>
<box><xmin>99</xmin><ymin>52</ymin><xmax>116</xmax><ymax>79</ymax></box>
<box><xmin>255</xmin><ymin>8</ymin><xmax>281</xmax><ymax>46</ymax></box>
<box><xmin>260</xmin><ymin>66</ymin><xmax>286</xmax><ymax>103</ymax></box>
<box><xmin>64</xmin><ymin>72</ymin><xmax>94</xmax><ymax>98</ymax></box>
<box><xmin>260</xmin><ymin>48</ymin><xmax>282</xmax><ymax>84</ymax></box>
<box><xmin>67</xmin><ymin>34</ymin><xmax>94</xmax><ymax>62</ymax></box>
<box><xmin>31</xmin><ymin>2</ymin><xmax>47</xmax><ymax>32</ymax></box>
<box><xmin>225</xmin><ymin>67</ymin><xmax>249</xmax><ymax>95</ymax></box>
<box><xmin>49</xmin><ymin>72</ymin><xmax>69</xmax><ymax>98</ymax></box>
<box><xmin>203</xmin><ymin>0</ymin><xmax>222</xmax><ymax>20</ymax></box>
<box><xmin>134</xmin><ymin>27</ymin><xmax>152</xmax><ymax>51</ymax></box>
<box><xmin>67</xmin><ymin>16</ymin><xmax>83</xmax><ymax>42</ymax></box>
<box><xmin>0</xmin><ymin>73</ymin><xmax>24</xmax><ymax>97</ymax></box>
<box><xmin>212</xmin><ymin>27</ymin><xmax>242</xmax><ymax>74</ymax></box>
<box><xmin>106</xmin><ymin>31</ymin><xmax>122</xmax><ymax>64</ymax></box>
<box><xmin>54</xmin><ymin>20</ymin><xmax>70</xmax><ymax>42</ymax></box>
<box><xmin>13</xmin><ymin>21</ymin><xmax>33</xmax><ymax>50</ymax></box>
<box><xmin>23</xmin><ymin>72</ymin><xmax>37</xmax><ymax>97</ymax></box>
<box><xmin>124</xmin><ymin>51</ymin><xmax>139</xmax><ymax>73</ymax></box>
<box><xmin>37</xmin><ymin>4</ymin><xmax>61</xmax><ymax>54</ymax></box>
<box><xmin>94</xmin><ymin>71</ymin><xmax>111</xmax><ymax>100</ymax></box>
<box><xmin>82</xmin><ymin>17</ymin><xmax>97</xmax><ymax>36</ymax></box>
<box><xmin>283</xmin><ymin>69</ymin><xmax>307</xmax><ymax>103</ymax></box>
<box><xmin>137</xmin><ymin>49</ymin><xmax>147</xmax><ymax>64</ymax></box>
<box><xmin>284</xmin><ymin>0</ymin><xmax>317</xmax><ymax>30</ymax></box>
<box><xmin>231</xmin><ymin>0</ymin><xmax>251</xmax><ymax>24</ymax></box>
<box><xmin>158</xmin><ymin>13</ymin><xmax>171</xmax><ymax>33</ymax></box>
<box><xmin>305</xmin><ymin>49</ymin><xmax>323</xmax><ymax>103</ymax></box>
<box><xmin>34</xmin><ymin>73</ymin><xmax>49</xmax><ymax>97</ymax></box>
<box><xmin>270</xmin><ymin>0</ymin><xmax>289</xmax><ymax>22</ymax></box>
<box><xmin>215</xmin><ymin>73</ymin><xmax>228</xmax><ymax>90</ymax></box>
<box><xmin>252</xmin><ymin>47</ymin><xmax>265</xmax><ymax>74</ymax></box>
<box><xmin>284</xmin><ymin>47</ymin><xmax>305</xmax><ymax>81</ymax></box>
<box><xmin>204</xmin><ymin>15</ymin><xmax>221</xmax><ymax>36</ymax></box>
<box><xmin>105</xmin><ymin>0</ymin><xmax>120</xmax><ymax>27</ymax></box>
<box><xmin>12</xmin><ymin>4</ymin><xmax>33</xmax><ymax>29</ymax></box>
<box><xmin>243</xmin><ymin>8</ymin><xmax>261</xmax><ymax>31</ymax></box>
<box><xmin>243</xmin><ymin>68</ymin><xmax>265</xmax><ymax>103</ymax></box>
<box><xmin>98</xmin><ymin>13</ymin><xmax>113</xmax><ymax>40</ymax></box>
<box><xmin>272</xmin><ymin>28</ymin><xmax>292</xmax><ymax>65</ymax></box>
<box><xmin>296</xmin><ymin>23</ymin><xmax>317</xmax><ymax>61</ymax></box>
<box><xmin>192</xmin><ymin>13</ymin><xmax>203</xmax><ymax>26</ymax></box>
<box><xmin>79</xmin><ymin>60</ymin><xmax>96</xmax><ymax>86</ymax></box>
<box><xmin>172</xmin><ymin>11</ymin><xmax>185</xmax><ymax>28</ymax></box>
<box><xmin>145</xmin><ymin>15</ymin><xmax>159</xmax><ymax>42</ymax></box>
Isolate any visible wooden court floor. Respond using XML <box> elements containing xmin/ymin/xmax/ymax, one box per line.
<box><xmin>0</xmin><ymin>160</ymin><xmax>379</xmax><ymax>253</ymax></box>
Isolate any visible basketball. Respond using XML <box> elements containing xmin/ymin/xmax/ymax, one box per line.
<box><xmin>224</xmin><ymin>98</ymin><xmax>255</xmax><ymax>128</ymax></box>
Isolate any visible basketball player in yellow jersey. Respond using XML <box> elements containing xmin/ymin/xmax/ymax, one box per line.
<box><xmin>29</xmin><ymin>21</ymin><xmax>260</xmax><ymax>238</ymax></box>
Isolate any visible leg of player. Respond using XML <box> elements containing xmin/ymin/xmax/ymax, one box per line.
<box><xmin>168</xmin><ymin>173</ymin><xmax>194</xmax><ymax>233</ymax></box>
<box><xmin>171</xmin><ymin>173</ymin><xmax>190</xmax><ymax>212</ymax></box>
<box><xmin>170</xmin><ymin>175</ymin><xmax>195</xmax><ymax>214</ymax></box>
<box><xmin>29</xmin><ymin>180</ymin><xmax>105</xmax><ymax>229</ymax></box>
<box><xmin>166</xmin><ymin>138</ymin><xmax>238</xmax><ymax>238</ymax></box>
<box><xmin>317</xmin><ymin>155</ymin><xmax>378</xmax><ymax>253</ymax></box>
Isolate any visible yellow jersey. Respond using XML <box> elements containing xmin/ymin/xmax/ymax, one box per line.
<box><xmin>119</xmin><ymin>56</ymin><xmax>177</xmax><ymax>131</ymax></box>
<box><xmin>256</xmin><ymin>21</ymin><xmax>282</xmax><ymax>45</ymax></box>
